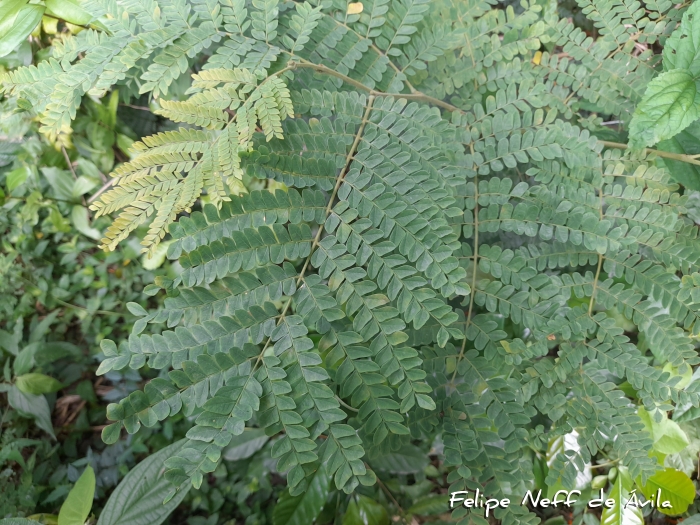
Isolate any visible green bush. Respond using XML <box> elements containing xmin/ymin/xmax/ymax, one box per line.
<box><xmin>4</xmin><ymin>0</ymin><xmax>700</xmax><ymax>524</ymax></box>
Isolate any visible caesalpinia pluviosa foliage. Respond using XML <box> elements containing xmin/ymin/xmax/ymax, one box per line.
<box><xmin>5</xmin><ymin>0</ymin><xmax>700</xmax><ymax>522</ymax></box>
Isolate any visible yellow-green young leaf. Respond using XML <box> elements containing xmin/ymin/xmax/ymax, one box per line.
<box><xmin>44</xmin><ymin>0</ymin><xmax>93</xmax><ymax>25</ymax></box>
<box><xmin>58</xmin><ymin>465</ymin><xmax>95</xmax><ymax>525</ymax></box>
<box><xmin>15</xmin><ymin>373</ymin><xmax>63</xmax><ymax>395</ymax></box>
<box><xmin>6</xmin><ymin>166</ymin><xmax>29</xmax><ymax>192</ymax></box>
<box><xmin>601</xmin><ymin>468</ymin><xmax>643</xmax><ymax>525</ymax></box>
<box><xmin>638</xmin><ymin>407</ymin><xmax>689</xmax><ymax>455</ymax></box>
<box><xmin>628</xmin><ymin>69</ymin><xmax>700</xmax><ymax>149</ymax></box>
<box><xmin>0</xmin><ymin>3</ymin><xmax>44</xmax><ymax>57</ymax></box>
<box><xmin>638</xmin><ymin>468</ymin><xmax>695</xmax><ymax>516</ymax></box>
<box><xmin>663</xmin><ymin>0</ymin><xmax>700</xmax><ymax>75</ymax></box>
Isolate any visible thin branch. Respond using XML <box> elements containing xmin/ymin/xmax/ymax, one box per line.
<box><xmin>291</xmin><ymin>60</ymin><xmax>462</xmax><ymax>113</ymax></box>
<box><xmin>61</xmin><ymin>146</ymin><xmax>78</xmax><ymax>180</ymax></box>
<box><xmin>88</xmin><ymin>179</ymin><xmax>115</xmax><ymax>203</ymax></box>
<box><xmin>600</xmin><ymin>140</ymin><xmax>700</xmax><ymax>167</ymax></box>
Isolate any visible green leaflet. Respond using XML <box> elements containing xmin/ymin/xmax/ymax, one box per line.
<box><xmin>628</xmin><ymin>70</ymin><xmax>700</xmax><ymax>150</ymax></box>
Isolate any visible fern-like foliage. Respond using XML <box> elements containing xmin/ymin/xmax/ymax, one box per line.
<box><xmin>9</xmin><ymin>0</ymin><xmax>700</xmax><ymax>521</ymax></box>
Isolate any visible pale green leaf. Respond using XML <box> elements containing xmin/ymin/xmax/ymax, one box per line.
<box><xmin>58</xmin><ymin>465</ymin><xmax>95</xmax><ymax>525</ymax></box>
<box><xmin>45</xmin><ymin>0</ymin><xmax>93</xmax><ymax>26</ymax></box>
<box><xmin>0</xmin><ymin>3</ymin><xmax>43</xmax><ymax>58</ymax></box>
<box><xmin>16</xmin><ymin>373</ymin><xmax>63</xmax><ymax>395</ymax></box>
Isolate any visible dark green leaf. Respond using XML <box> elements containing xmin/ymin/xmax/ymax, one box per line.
<box><xmin>97</xmin><ymin>439</ymin><xmax>191</xmax><ymax>525</ymax></box>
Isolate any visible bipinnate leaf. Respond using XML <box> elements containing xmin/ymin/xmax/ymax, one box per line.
<box><xmin>638</xmin><ymin>468</ymin><xmax>695</xmax><ymax>515</ymax></box>
<box><xmin>663</xmin><ymin>0</ymin><xmax>700</xmax><ymax>75</ymax></box>
<box><xmin>58</xmin><ymin>465</ymin><xmax>95</xmax><ymax>525</ymax></box>
<box><xmin>97</xmin><ymin>440</ymin><xmax>190</xmax><ymax>525</ymax></box>
<box><xmin>272</xmin><ymin>464</ymin><xmax>330</xmax><ymax>525</ymax></box>
<box><xmin>629</xmin><ymin>70</ymin><xmax>700</xmax><ymax>149</ymax></box>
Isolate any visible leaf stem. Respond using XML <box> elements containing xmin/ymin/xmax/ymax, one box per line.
<box><xmin>290</xmin><ymin>60</ymin><xmax>462</xmax><ymax>113</ymax></box>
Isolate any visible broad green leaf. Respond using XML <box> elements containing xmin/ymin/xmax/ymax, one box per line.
<box><xmin>407</xmin><ymin>494</ymin><xmax>446</xmax><ymax>516</ymax></box>
<box><xmin>342</xmin><ymin>496</ymin><xmax>389</xmax><ymax>525</ymax></box>
<box><xmin>97</xmin><ymin>439</ymin><xmax>190</xmax><ymax>525</ymax></box>
<box><xmin>14</xmin><ymin>342</ymin><xmax>81</xmax><ymax>375</ymax></box>
<box><xmin>0</xmin><ymin>0</ymin><xmax>44</xmax><ymax>57</ymax></box>
<box><xmin>44</xmin><ymin>0</ymin><xmax>93</xmax><ymax>25</ymax></box>
<box><xmin>0</xmin><ymin>3</ymin><xmax>43</xmax><ymax>57</ymax></box>
<box><xmin>272</xmin><ymin>464</ymin><xmax>329</xmax><ymax>525</ymax></box>
<box><xmin>16</xmin><ymin>373</ymin><xmax>63</xmax><ymax>395</ymax></box>
<box><xmin>368</xmin><ymin>445</ymin><xmax>428</xmax><ymax>474</ymax></box>
<box><xmin>72</xmin><ymin>176</ymin><xmax>99</xmax><ymax>199</ymax></box>
<box><xmin>657</xmin><ymin>134</ymin><xmax>700</xmax><ymax>190</ymax></box>
<box><xmin>638</xmin><ymin>407</ymin><xmax>689</xmax><ymax>455</ymax></box>
<box><xmin>71</xmin><ymin>205</ymin><xmax>101</xmax><ymax>240</ymax></box>
<box><xmin>0</xmin><ymin>0</ymin><xmax>28</xmax><ymax>20</ymax></box>
<box><xmin>6</xmin><ymin>166</ymin><xmax>29</xmax><ymax>191</ymax></box>
<box><xmin>0</xmin><ymin>520</ymin><xmax>44</xmax><ymax>525</ymax></box>
<box><xmin>601</xmin><ymin>468</ymin><xmax>643</xmax><ymax>525</ymax></box>
<box><xmin>7</xmin><ymin>385</ymin><xmax>55</xmax><ymax>439</ymax></box>
<box><xmin>666</xmin><ymin>421</ymin><xmax>700</xmax><ymax>476</ymax></box>
<box><xmin>663</xmin><ymin>0</ymin><xmax>700</xmax><ymax>75</ymax></box>
<box><xmin>222</xmin><ymin>429</ymin><xmax>270</xmax><ymax>461</ymax></box>
<box><xmin>58</xmin><ymin>465</ymin><xmax>95</xmax><ymax>525</ymax></box>
<box><xmin>628</xmin><ymin>69</ymin><xmax>700</xmax><ymax>149</ymax></box>
<box><xmin>638</xmin><ymin>468</ymin><xmax>695</xmax><ymax>515</ymax></box>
